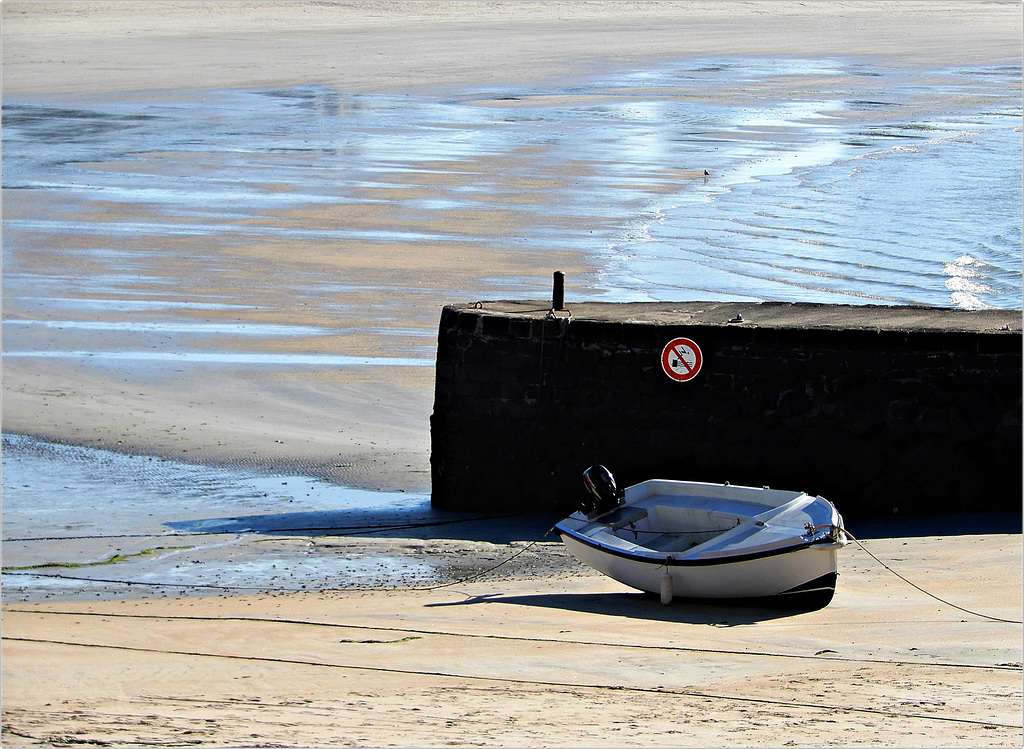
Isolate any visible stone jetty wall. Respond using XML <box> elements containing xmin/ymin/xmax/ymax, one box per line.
<box><xmin>429</xmin><ymin>300</ymin><xmax>1022</xmax><ymax>520</ymax></box>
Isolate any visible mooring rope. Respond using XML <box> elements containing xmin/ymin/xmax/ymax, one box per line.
<box><xmin>844</xmin><ymin>529</ymin><xmax>1022</xmax><ymax>625</ymax></box>
<box><xmin>411</xmin><ymin>526</ymin><xmax>557</xmax><ymax>591</ymax></box>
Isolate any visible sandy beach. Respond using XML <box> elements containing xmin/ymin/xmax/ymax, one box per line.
<box><xmin>3</xmin><ymin>524</ymin><xmax>1022</xmax><ymax>747</ymax></box>
<box><xmin>4</xmin><ymin>1</ymin><xmax>1021</xmax><ymax>98</ymax></box>
<box><xmin>2</xmin><ymin>1</ymin><xmax>1022</xmax><ymax>746</ymax></box>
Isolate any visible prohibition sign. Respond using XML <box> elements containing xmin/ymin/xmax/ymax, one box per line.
<box><xmin>661</xmin><ymin>337</ymin><xmax>702</xmax><ymax>382</ymax></box>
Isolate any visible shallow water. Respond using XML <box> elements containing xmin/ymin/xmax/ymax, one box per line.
<box><xmin>1</xmin><ymin>433</ymin><xmax>429</xmax><ymax>539</ymax></box>
<box><xmin>1</xmin><ymin>434</ymin><xmax>570</xmax><ymax>601</ymax></box>
<box><xmin>3</xmin><ymin>59</ymin><xmax>1021</xmax><ymax>336</ymax></box>
<box><xmin>605</xmin><ymin>123</ymin><xmax>1022</xmax><ymax>307</ymax></box>
<box><xmin>0</xmin><ymin>434</ymin><xmax>521</xmax><ymax>600</ymax></box>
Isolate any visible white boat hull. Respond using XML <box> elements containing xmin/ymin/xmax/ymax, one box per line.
<box><xmin>558</xmin><ymin>532</ymin><xmax>840</xmax><ymax>603</ymax></box>
<box><xmin>556</xmin><ymin>477</ymin><xmax>846</xmax><ymax>607</ymax></box>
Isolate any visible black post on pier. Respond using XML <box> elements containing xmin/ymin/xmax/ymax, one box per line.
<box><xmin>552</xmin><ymin>271</ymin><xmax>565</xmax><ymax>311</ymax></box>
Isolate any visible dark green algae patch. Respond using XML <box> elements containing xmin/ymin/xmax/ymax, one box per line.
<box><xmin>2</xmin><ymin>546</ymin><xmax>193</xmax><ymax>571</ymax></box>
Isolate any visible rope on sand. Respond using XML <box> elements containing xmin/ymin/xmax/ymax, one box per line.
<box><xmin>845</xmin><ymin>529</ymin><xmax>1023</xmax><ymax>625</ymax></box>
<box><xmin>411</xmin><ymin>526</ymin><xmax>557</xmax><ymax>591</ymax></box>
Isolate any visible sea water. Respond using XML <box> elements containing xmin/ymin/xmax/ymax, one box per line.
<box><xmin>598</xmin><ymin>114</ymin><xmax>1022</xmax><ymax>308</ymax></box>
<box><xmin>3</xmin><ymin>58</ymin><xmax>1020</xmax><ymax>322</ymax></box>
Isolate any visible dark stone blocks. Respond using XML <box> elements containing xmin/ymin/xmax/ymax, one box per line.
<box><xmin>430</xmin><ymin>303</ymin><xmax>1022</xmax><ymax>520</ymax></box>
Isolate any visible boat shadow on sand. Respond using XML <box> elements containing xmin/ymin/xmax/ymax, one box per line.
<box><xmin>424</xmin><ymin>590</ymin><xmax>813</xmax><ymax>625</ymax></box>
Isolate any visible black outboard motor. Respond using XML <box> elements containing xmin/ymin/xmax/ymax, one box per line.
<box><xmin>581</xmin><ymin>465</ymin><xmax>623</xmax><ymax>518</ymax></box>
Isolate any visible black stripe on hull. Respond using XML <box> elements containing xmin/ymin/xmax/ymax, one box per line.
<box><xmin>556</xmin><ymin>527</ymin><xmax>829</xmax><ymax>567</ymax></box>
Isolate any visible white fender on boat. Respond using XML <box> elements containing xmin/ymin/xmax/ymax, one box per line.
<box><xmin>660</xmin><ymin>571</ymin><xmax>674</xmax><ymax>605</ymax></box>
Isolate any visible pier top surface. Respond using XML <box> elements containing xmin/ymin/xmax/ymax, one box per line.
<box><xmin>454</xmin><ymin>300</ymin><xmax>1022</xmax><ymax>334</ymax></box>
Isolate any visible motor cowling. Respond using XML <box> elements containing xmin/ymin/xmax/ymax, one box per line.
<box><xmin>581</xmin><ymin>465</ymin><xmax>622</xmax><ymax>518</ymax></box>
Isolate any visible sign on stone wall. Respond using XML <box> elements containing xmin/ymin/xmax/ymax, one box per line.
<box><xmin>661</xmin><ymin>337</ymin><xmax>703</xmax><ymax>382</ymax></box>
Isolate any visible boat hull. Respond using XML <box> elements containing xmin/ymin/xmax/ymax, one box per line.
<box><xmin>556</xmin><ymin>477</ymin><xmax>846</xmax><ymax>608</ymax></box>
<box><xmin>558</xmin><ymin>530</ymin><xmax>841</xmax><ymax>607</ymax></box>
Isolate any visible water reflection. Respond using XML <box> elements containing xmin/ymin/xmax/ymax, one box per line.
<box><xmin>4</xmin><ymin>59</ymin><xmax>1020</xmax><ymax>323</ymax></box>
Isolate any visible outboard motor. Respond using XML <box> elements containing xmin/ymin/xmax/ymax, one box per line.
<box><xmin>581</xmin><ymin>465</ymin><xmax>622</xmax><ymax>518</ymax></box>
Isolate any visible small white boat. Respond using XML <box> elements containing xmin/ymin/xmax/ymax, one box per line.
<box><xmin>556</xmin><ymin>466</ymin><xmax>847</xmax><ymax>608</ymax></box>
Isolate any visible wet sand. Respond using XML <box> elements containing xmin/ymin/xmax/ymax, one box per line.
<box><xmin>2</xmin><ymin>1</ymin><xmax>1022</xmax><ymax>746</ymax></box>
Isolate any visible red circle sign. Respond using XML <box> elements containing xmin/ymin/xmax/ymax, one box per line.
<box><xmin>661</xmin><ymin>337</ymin><xmax>703</xmax><ymax>382</ymax></box>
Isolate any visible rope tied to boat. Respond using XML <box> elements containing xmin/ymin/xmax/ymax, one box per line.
<box><xmin>843</xmin><ymin>527</ymin><xmax>1022</xmax><ymax>625</ymax></box>
<box><xmin>805</xmin><ymin>523</ymin><xmax>845</xmax><ymax>543</ymax></box>
<box><xmin>411</xmin><ymin>526</ymin><xmax>558</xmax><ymax>591</ymax></box>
